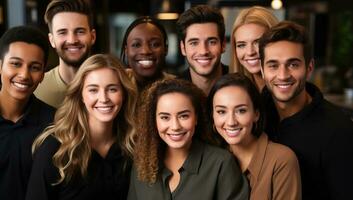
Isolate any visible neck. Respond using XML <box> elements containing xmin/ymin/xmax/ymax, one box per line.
<box><xmin>229</xmin><ymin>135</ymin><xmax>258</xmax><ymax>172</ymax></box>
<box><xmin>275</xmin><ymin>90</ymin><xmax>312</xmax><ymax>120</ymax></box>
<box><xmin>58</xmin><ymin>60</ymin><xmax>79</xmax><ymax>84</ymax></box>
<box><xmin>253</xmin><ymin>73</ymin><xmax>265</xmax><ymax>92</ymax></box>
<box><xmin>134</xmin><ymin>71</ymin><xmax>163</xmax><ymax>90</ymax></box>
<box><xmin>89</xmin><ymin>120</ymin><xmax>115</xmax><ymax>158</ymax></box>
<box><xmin>0</xmin><ymin>93</ymin><xmax>29</xmax><ymax>122</ymax></box>
<box><xmin>164</xmin><ymin>144</ymin><xmax>190</xmax><ymax>172</ymax></box>
<box><xmin>190</xmin><ymin>64</ymin><xmax>222</xmax><ymax>95</ymax></box>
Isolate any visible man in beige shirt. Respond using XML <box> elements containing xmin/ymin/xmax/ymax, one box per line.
<box><xmin>35</xmin><ymin>0</ymin><xmax>96</xmax><ymax>108</ymax></box>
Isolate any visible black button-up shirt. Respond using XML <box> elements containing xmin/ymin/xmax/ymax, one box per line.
<box><xmin>0</xmin><ymin>95</ymin><xmax>55</xmax><ymax>200</ymax></box>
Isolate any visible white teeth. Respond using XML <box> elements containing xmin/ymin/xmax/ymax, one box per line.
<box><xmin>196</xmin><ymin>59</ymin><xmax>211</xmax><ymax>64</ymax></box>
<box><xmin>167</xmin><ymin>133</ymin><xmax>185</xmax><ymax>141</ymax></box>
<box><xmin>277</xmin><ymin>84</ymin><xmax>291</xmax><ymax>89</ymax></box>
<box><xmin>13</xmin><ymin>82</ymin><xmax>29</xmax><ymax>89</ymax></box>
<box><xmin>138</xmin><ymin>60</ymin><xmax>153</xmax><ymax>66</ymax></box>
<box><xmin>96</xmin><ymin>106</ymin><xmax>113</xmax><ymax>113</ymax></box>
<box><xmin>246</xmin><ymin>59</ymin><xmax>259</xmax><ymax>66</ymax></box>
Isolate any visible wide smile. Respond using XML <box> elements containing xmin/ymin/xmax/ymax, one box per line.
<box><xmin>195</xmin><ymin>57</ymin><xmax>212</xmax><ymax>66</ymax></box>
<box><xmin>95</xmin><ymin>106</ymin><xmax>115</xmax><ymax>113</ymax></box>
<box><xmin>223</xmin><ymin>127</ymin><xmax>242</xmax><ymax>137</ymax></box>
<box><xmin>274</xmin><ymin>82</ymin><xmax>294</xmax><ymax>91</ymax></box>
<box><xmin>245</xmin><ymin>58</ymin><xmax>260</xmax><ymax>66</ymax></box>
<box><xmin>63</xmin><ymin>45</ymin><xmax>84</xmax><ymax>54</ymax></box>
<box><xmin>12</xmin><ymin>81</ymin><xmax>31</xmax><ymax>91</ymax></box>
<box><xmin>166</xmin><ymin>132</ymin><xmax>187</xmax><ymax>141</ymax></box>
<box><xmin>137</xmin><ymin>59</ymin><xmax>155</xmax><ymax>68</ymax></box>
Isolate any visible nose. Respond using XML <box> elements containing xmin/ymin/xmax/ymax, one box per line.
<box><xmin>226</xmin><ymin>112</ymin><xmax>238</xmax><ymax>127</ymax></box>
<box><xmin>277</xmin><ymin>65</ymin><xmax>291</xmax><ymax>80</ymax></box>
<box><xmin>140</xmin><ymin>43</ymin><xmax>152</xmax><ymax>54</ymax></box>
<box><xmin>171</xmin><ymin>117</ymin><xmax>182</xmax><ymax>131</ymax></box>
<box><xmin>246</xmin><ymin>44</ymin><xmax>256</xmax><ymax>56</ymax></box>
<box><xmin>199</xmin><ymin>42</ymin><xmax>210</xmax><ymax>55</ymax></box>
<box><xmin>18</xmin><ymin>65</ymin><xmax>30</xmax><ymax>80</ymax></box>
<box><xmin>98</xmin><ymin>90</ymin><xmax>109</xmax><ymax>103</ymax></box>
<box><xmin>67</xmin><ymin>32</ymin><xmax>78</xmax><ymax>44</ymax></box>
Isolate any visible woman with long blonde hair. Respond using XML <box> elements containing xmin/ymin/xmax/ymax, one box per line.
<box><xmin>231</xmin><ymin>6</ymin><xmax>278</xmax><ymax>91</ymax></box>
<box><xmin>26</xmin><ymin>54</ymin><xmax>137</xmax><ymax>200</ymax></box>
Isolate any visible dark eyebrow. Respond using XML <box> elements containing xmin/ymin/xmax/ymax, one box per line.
<box><xmin>157</xmin><ymin>110</ymin><xmax>191</xmax><ymax>116</ymax></box>
<box><xmin>265</xmin><ymin>59</ymin><xmax>278</xmax><ymax>65</ymax></box>
<box><xmin>186</xmin><ymin>38</ymin><xmax>199</xmax><ymax>43</ymax></box>
<box><xmin>8</xmin><ymin>57</ymin><xmax>23</xmax><ymax>61</ymax></box>
<box><xmin>286</xmin><ymin>58</ymin><xmax>302</xmax><ymax>63</ymax></box>
<box><xmin>9</xmin><ymin>57</ymin><xmax>43</xmax><ymax>66</ymax></box>
<box><xmin>214</xmin><ymin>104</ymin><xmax>247</xmax><ymax>109</ymax></box>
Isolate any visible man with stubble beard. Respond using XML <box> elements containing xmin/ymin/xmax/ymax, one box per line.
<box><xmin>35</xmin><ymin>0</ymin><xmax>96</xmax><ymax>108</ymax></box>
<box><xmin>176</xmin><ymin>5</ymin><xmax>228</xmax><ymax>96</ymax></box>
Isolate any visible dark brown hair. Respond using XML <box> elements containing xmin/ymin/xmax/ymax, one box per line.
<box><xmin>176</xmin><ymin>5</ymin><xmax>225</xmax><ymax>43</ymax></box>
<box><xmin>259</xmin><ymin>21</ymin><xmax>313</xmax><ymax>66</ymax></box>
<box><xmin>45</xmin><ymin>0</ymin><xmax>94</xmax><ymax>32</ymax></box>
<box><xmin>134</xmin><ymin>79</ymin><xmax>211</xmax><ymax>183</ymax></box>
<box><xmin>208</xmin><ymin>73</ymin><xmax>264</xmax><ymax>144</ymax></box>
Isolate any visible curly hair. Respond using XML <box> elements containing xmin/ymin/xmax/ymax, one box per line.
<box><xmin>134</xmin><ymin>79</ymin><xmax>212</xmax><ymax>183</ymax></box>
<box><xmin>32</xmin><ymin>54</ymin><xmax>137</xmax><ymax>184</ymax></box>
<box><xmin>231</xmin><ymin>6</ymin><xmax>278</xmax><ymax>81</ymax></box>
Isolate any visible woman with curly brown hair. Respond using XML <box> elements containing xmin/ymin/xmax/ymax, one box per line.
<box><xmin>128</xmin><ymin>79</ymin><xmax>249</xmax><ymax>200</ymax></box>
<box><xmin>25</xmin><ymin>54</ymin><xmax>137</xmax><ymax>200</ymax></box>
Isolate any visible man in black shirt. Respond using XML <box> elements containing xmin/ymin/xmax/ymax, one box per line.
<box><xmin>176</xmin><ymin>5</ymin><xmax>228</xmax><ymax>95</ymax></box>
<box><xmin>259</xmin><ymin>21</ymin><xmax>353</xmax><ymax>199</ymax></box>
<box><xmin>0</xmin><ymin>26</ymin><xmax>55</xmax><ymax>200</ymax></box>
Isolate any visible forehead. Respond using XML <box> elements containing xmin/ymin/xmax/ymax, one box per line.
<box><xmin>185</xmin><ymin>23</ymin><xmax>219</xmax><ymax>40</ymax></box>
<box><xmin>234</xmin><ymin>23</ymin><xmax>267</xmax><ymax>41</ymax></box>
<box><xmin>51</xmin><ymin>12</ymin><xmax>90</xmax><ymax>31</ymax></box>
<box><xmin>157</xmin><ymin>92</ymin><xmax>194</xmax><ymax>112</ymax></box>
<box><xmin>4</xmin><ymin>41</ymin><xmax>44</xmax><ymax>63</ymax></box>
<box><xmin>264</xmin><ymin>41</ymin><xmax>305</xmax><ymax>61</ymax></box>
<box><xmin>214</xmin><ymin>85</ymin><xmax>252</xmax><ymax>105</ymax></box>
<box><xmin>83</xmin><ymin>68</ymin><xmax>120</xmax><ymax>85</ymax></box>
<box><xmin>127</xmin><ymin>23</ymin><xmax>163</xmax><ymax>41</ymax></box>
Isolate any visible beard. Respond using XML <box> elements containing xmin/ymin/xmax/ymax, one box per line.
<box><xmin>56</xmin><ymin>46</ymin><xmax>91</xmax><ymax>68</ymax></box>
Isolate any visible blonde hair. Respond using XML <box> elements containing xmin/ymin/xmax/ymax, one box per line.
<box><xmin>33</xmin><ymin>54</ymin><xmax>137</xmax><ymax>184</ymax></box>
<box><xmin>231</xmin><ymin>6</ymin><xmax>278</xmax><ymax>81</ymax></box>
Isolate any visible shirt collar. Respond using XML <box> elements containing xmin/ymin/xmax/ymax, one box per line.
<box><xmin>246</xmin><ymin>133</ymin><xmax>269</xmax><ymax>184</ymax></box>
<box><xmin>181</xmin><ymin>139</ymin><xmax>204</xmax><ymax>174</ymax></box>
<box><xmin>161</xmin><ymin>139</ymin><xmax>204</xmax><ymax>183</ymax></box>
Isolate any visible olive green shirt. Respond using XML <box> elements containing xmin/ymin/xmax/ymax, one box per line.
<box><xmin>128</xmin><ymin>140</ymin><xmax>249</xmax><ymax>200</ymax></box>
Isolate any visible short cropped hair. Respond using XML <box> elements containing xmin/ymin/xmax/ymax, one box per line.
<box><xmin>176</xmin><ymin>5</ymin><xmax>225</xmax><ymax>43</ymax></box>
<box><xmin>259</xmin><ymin>21</ymin><xmax>313</xmax><ymax>66</ymax></box>
<box><xmin>44</xmin><ymin>0</ymin><xmax>94</xmax><ymax>32</ymax></box>
<box><xmin>0</xmin><ymin>26</ymin><xmax>49</xmax><ymax>66</ymax></box>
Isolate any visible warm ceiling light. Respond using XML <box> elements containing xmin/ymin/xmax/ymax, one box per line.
<box><xmin>157</xmin><ymin>13</ymin><xmax>179</xmax><ymax>20</ymax></box>
<box><xmin>271</xmin><ymin>0</ymin><xmax>283</xmax><ymax>10</ymax></box>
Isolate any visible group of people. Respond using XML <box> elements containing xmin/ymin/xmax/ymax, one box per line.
<box><xmin>1</xmin><ymin>0</ymin><xmax>352</xmax><ymax>200</ymax></box>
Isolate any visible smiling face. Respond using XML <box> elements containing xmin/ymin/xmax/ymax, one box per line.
<box><xmin>125</xmin><ymin>23</ymin><xmax>166</xmax><ymax>80</ymax></box>
<box><xmin>234</xmin><ymin>23</ymin><xmax>267</xmax><ymax>74</ymax></box>
<box><xmin>49</xmin><ymin>12</ymin><xmax>96</xmax><ymax>68</ymax></box>
<box><xmin>262</xmin><ymin>41</ymin><xmax>312</xmax><ymax>103</ymax></box>
<box><xmin>0</xmin><ymin>42</ymin><xmax>44</xmax><ymax>102</ymax></box>
<box><xmin>180</xmin><ymin>23</ymin><xmax>225</xmax><ymax>77</ymax></box>
<box><xmin>212</xmin><ymin>86</ymin><xmax>259</xmax><ymax>146</ymax></box>
<box><xmin>82</xmin><ymin>68</ymin><xmax>123</xmax><ymax>126</ymax></box>
<box><xmin>156</xmin><ymin>92</ymin><xmax>197</xmax><ymax>152</ymax></box>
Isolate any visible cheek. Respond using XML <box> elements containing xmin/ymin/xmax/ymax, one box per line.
<box><xmin>156</xmin><ymin>119</ymin><xmax>168</xmax><ymax>133</ymax></box>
